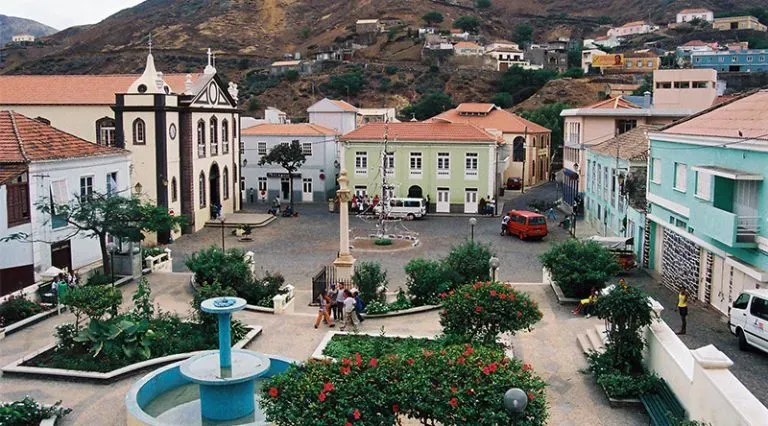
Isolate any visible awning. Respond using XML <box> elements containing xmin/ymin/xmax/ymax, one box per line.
<box><xmin>585</xmin><ymin>235</ymin><xmax>634</xmax><ymax>250</ymax></box>
<box><xmin>692</xmin><ymin>166</ymin><xmax>763</xmax><ymax>181</ymax></box>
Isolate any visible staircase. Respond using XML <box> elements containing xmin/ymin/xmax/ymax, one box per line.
<box><xmin>577</xmin><ymin>324</ymin><xmax>609</xmax><ymax>355</ymax></box>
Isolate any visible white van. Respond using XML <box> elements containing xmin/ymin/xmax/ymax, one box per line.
<box><xmin>374</xmin><ymin>198</ymin><xmax>427</xmax><ymax>220</ymax></box>
<box><xmin>729</xmin><ymin>289</ymin><xmax>768</xmax><ymax>354</ymax></box>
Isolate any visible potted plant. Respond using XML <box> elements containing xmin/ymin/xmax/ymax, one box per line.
<box><xmin>239</xmin><ymin>224</ymin><xmax>254</xmax><ymax>241</ymax></box>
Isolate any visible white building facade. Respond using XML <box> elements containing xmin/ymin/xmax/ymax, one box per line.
<box><xmin>307</xmin><ymin>98</ymin><xmax>359</xmax><ymax>135</ymax></box>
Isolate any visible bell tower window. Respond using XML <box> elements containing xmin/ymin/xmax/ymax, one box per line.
<box><xmin>133</xmin><ymin>118</ymin><xmax>146</xmax><ymax>145</ymax></box>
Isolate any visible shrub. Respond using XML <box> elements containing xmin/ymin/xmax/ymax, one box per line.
<box><xmin>85</xmin><ymin>272</ymin><xmax>113</xmax><ymax>286</ymax></box>
<box><xmin>384</xmin><ymin>65</ymin><xmax>398</xmax><ymax>75</ymax></box>
<box><xmin>422</xmin><ymin>11</ymin><xmax>444</xmax><ymax>25</ymax></box>
<box><xmin>352</xmin><ymin>262</ymin><xmax>387</xmax><ymax>304</ymax></box>
<box><xmin>263</xmin><ymin>342</ymin><xmax>547</xmax><ymax>426</ymax></box>
<box><xmin>559</xmin><ymin>67</ymin><xmax>585</xmax><ymax>78</ymax></box>
<box><xmin>374</xmin><ymin>238</ymin><xmax>392</xmax><ymax>246</ymax></box>
<box><xmin>440</xmin><ymin>281</ymin><xmax>543</xmax><ymax>343</ymax></box>
<box><xmin>594</xmin><ymin>368</ymin><xmax>660</xmax><ymax>399</ymax></box>
<box><xmin>326</xmin><ymin>71</ymin><xmax>364</xmax><ymax>96</ymax></box>
<box><xmin>236</xmin><ymin>272</ymin><xmax>287</xmax><ymax>307</ymax></box>
<box><xmin>539</xmin><ymin>239</ymin><xmax>620</xmax><ymax>298</ymax></box>
<box><xmin>284</xmin><ymin>70</ymin><xmax>299</xmax><ymax>81</ymax></box>
<box><xmin>185</xmin><ymin>246</ymin><xmax>252</xmax><ymax>289</ymax></box>
<box><xmin>62</xmin><ymin>285</ymin><xmax>122</xmax><ymax>329</ymax></box>
<box><xmin>0</xmin><ymin>295</ymin><xmax>46</xmax><ymax>327</ymax></box>
<box><xmin>404</xmin><ymin>258</ymin><xmax>458</xmax><ymax>305</ymax></box>
<box><xmin>364</xmin><ymin>289</ymin><xmax>413</xmax><ymax>314</ymax></box>
<box><xmin>443</xmin><ymin>240</ymin><xmax>494</xmax><ymax>285</ymax></box>
<box><xmin>141</xmin><ymin>246</ymin><xmax>165</xmax><ymax>259</ymax></box>
<box><xmin>0</xmin><ymin>397</ymin><xmax>71</xmax><ymax>425</ymax></box>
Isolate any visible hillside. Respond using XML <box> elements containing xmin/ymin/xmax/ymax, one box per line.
<box><xmin>0</xmin><ymin>15</ymin><xmax>58</xmax><ymax>45</ymax></box>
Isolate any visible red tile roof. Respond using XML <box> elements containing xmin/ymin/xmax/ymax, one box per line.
<box><xmin>679</xmin><ymin>8</ymin><xmax>712</xmax><ymax>14</ymax></box>
<box><xmin>584</xmin><ymin>96</ymin><xmax>641</xmax><ymax>110</ymax></box>
<box><xmin>0</xmin><ymin>74</ymin><xmax>201</xmax><ymax>105</ymax></box>
<box><xmin>431</xmin><ymin>104</ymin><xmax>551</xmax><ymax>134</ymax></box>
<box><xmin>661</xmin><ymin>90</ymin><xmax>768</xmax><ymax>140</ymax></box>
<box><xmin>330</xmin><ymin>100</ymin><xmax>359</xmax><ymax>112</ymax></box>
<box><xmin>454</xmin><ymin>41</ymin><xmax>481</xmax><ymax>49</ymax></box>
<box><xmin>242</xmin><ymin>123</ymin><xmax>339</xmax><ymax>136</ymax></box>
<box><xmin>0</xmin><ymin>163</ymin><xmax>28</xmax><ymax>186</ymax></box>
<box><xmin>341</xmin><ymin>122</ymin><xmax>499</xmax><ymax>143</ymax></box>
<box><xmin>456</xmin><ymin>103</ymin><xmax>495</xmax><ymax>114</ymax></box>
<box><xmin>0</xmin><ymin>111</ymin><xmax>128</xmax><ymax>162</ymax></box>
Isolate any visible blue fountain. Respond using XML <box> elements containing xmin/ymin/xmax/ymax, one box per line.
<box><xmin>179</xmin><ymin>297</ymin><xmax>269</xmax><ymax>421</ymax></box>
<box><xmin>125</xmin><ymin>296</ymin><xmax>293</xmax><ymax>425</ymax></box>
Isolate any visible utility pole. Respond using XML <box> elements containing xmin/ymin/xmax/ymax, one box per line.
<box><xmin>521</xmin><ymin>126</ymin><xmax>527</xmax><ymax>194</ymax></box>
<box><xmin>379</xmin><ymin>121</ymin><xmax>390</xmax><ymax>237</ymax></box>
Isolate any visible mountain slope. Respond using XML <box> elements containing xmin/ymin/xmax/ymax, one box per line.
<box><xmin>0</xmin><ymin>15</ymin><xmax>58</xmax><ymax>45</ymax></box>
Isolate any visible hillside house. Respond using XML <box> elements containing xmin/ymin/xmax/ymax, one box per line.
<box><xmin>713</xmin><ymin>16</ymin><xmax>767</xmax><ymax>32</ymax></box>
<box><xmin>430</xmin><ymin>103</ymin><xmax>552</xmax><ymax>188</ymax></box>
<box><xmin>675</xmin><ymin>40</ymin><xmax>719</xmax><ymax>66</ymax></box>
<box><xmin>592</xmin><ymin>35</ymin><xmax>621</xmax><ymax>49</ymax></box>
<box><xmin>450</xmin><ymin>29</ymin><xmax>470</xmax><ymax>41</ymax></box>
<box><xmin>691</xmin><ymin>49</ymin><xmax>768</xmax><ymax>72</ymax></box>
<box><xmin>485</xmin><ymin>41</ymin><xmax>539</xmax><ymax>71</ymax></box>
<box><xmin>526</xmin><ymin>44</ymin><xmax>569</xmax><ymax>73</ymax></box>
<box><xmin>608</xmin><ymin>21</ymin><xmax>657</xmax><ymax>37</ymax></box>
<box><xmin>581</xmin><ymin>49</ymin><xmax>606</xmax><ymax>73</ymax></box>
<box><xmin>0</xmin><ymin>112</ymin><xmax>131</xmax><ymax>297</ymax></box>
<box><xmin>676</xmin><ymin>8</ymin><xmax>714</xmax><ymax>23</ymax></box>
<box><xmin>454</xmin><ymin>41</ymin><xmax>484</xmax><ymax>56</ymax></box>
<box><xmin>422</xmin><ymin>35</ymin><xmax>454</xmax><ymax>58</ymax></box>
<box><xmin>11</xmin><ymin>34</ymin><xmax>35</xmax><ymax>43</ymax></box>
<box><xmin>270</xmin><ymin>60</ymin><xmax>313</xmax><ymax>76</ymax></box>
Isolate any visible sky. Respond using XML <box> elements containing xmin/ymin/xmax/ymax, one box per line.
<box><xmin>1</xmin><ymin>0</ymin><xmax>144</xmax><ymax>30</ymax></box>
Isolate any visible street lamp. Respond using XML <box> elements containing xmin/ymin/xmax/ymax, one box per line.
<box><xmin>469</xmin><ymin>217</ymin><xmax>477</xmax><ymax>242</ymax></box>
<box><xmin>219</xmin><ymin>215</ymin><xmax>226</xmax><ymax>251</ymax></box>
<box><xmin>503</xmin><ymin>388</ymin><xmax>528</xmax><ymax>414</ymax></box>
<box><xmin>489</xmin><ymin>256</ymin><xmax>500</xmax><ymax>282</ymax></box>
<box><xmin>106</xmin><ymin>242</ymin><xmax>118</xmax><ymax>315</ymax></box>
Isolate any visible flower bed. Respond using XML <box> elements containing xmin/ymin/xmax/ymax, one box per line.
<box><xmin>0</xmin><ymin>397</ymin><xmax>70</xmax><ymax>426</ymax></box>
<box><xmin>0</xmin><ymin>296</ymin><xmax>47</xmax><ymax>328</ymax></box>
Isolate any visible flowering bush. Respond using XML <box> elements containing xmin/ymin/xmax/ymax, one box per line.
<box><xmin>261</xmin><ymin>343</ymin><xmax>547</xmax><ymax>426</ymax></box>
<box><xmin>440</xmin><ymin>281</ymin><xmax>543</xmax><ymax>343</ymax></box>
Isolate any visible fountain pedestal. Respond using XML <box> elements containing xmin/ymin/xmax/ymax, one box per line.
<box><xmin>178</xmin><ymin>297</ymin><xmax>269</xmax><ymax>422</ymax></box>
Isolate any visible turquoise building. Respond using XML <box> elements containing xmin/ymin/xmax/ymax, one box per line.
<box><xmin>646</xmin><ymin>91</ymin><xmax>768</xmax><ymax>315</ymax></box>
<box><xmin>584</xmin><ymin>125</ymin><xmax>657</xmax><ymax>262</ymax></box>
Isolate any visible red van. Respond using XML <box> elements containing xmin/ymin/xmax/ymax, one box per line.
<box><xmin>505</xmin><ymin>210</ymin><xmax>548</xmax><ymax>240</ymax></box>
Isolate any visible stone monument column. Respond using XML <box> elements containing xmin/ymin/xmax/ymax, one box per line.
<box><xmin>333</xmin><ymin>170</ymin><xmax>356</xmax><ymax>280</ymax></box>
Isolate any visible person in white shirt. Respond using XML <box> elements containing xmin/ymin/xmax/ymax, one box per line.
<box><xmin>501</xmin><ymin>213</ymin><xmax>510</xmax><ymax>236</ymax></box>
<box><xmin>340</xmin><ymin>289</ymin><xmax>360</xmax><ymax>332</ymax></box>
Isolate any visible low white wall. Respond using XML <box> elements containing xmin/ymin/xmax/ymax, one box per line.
<box><xmin>644</xmin><ymin>316</ymin><xmax>768</xmax><ymax>425</ymax></box>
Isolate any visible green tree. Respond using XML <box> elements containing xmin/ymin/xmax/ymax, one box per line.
<box><xmin>404</xmin><ymin>258</ymin><xmax>459</xmax><ymax>305</ymax></box>
<box><xmin>539</xmin><ymin>239</ymin><xmax>620</xmax><ymax>298</ymax></box>
<box><xmin>632</xmin><ymin>74</ymin><xmax>652</xmax><ymax>95</ymax></box>
<box><xmin>520</xmin><ymin>102</ymin><xmax>568</xmax><ymax>153</ymax></box>
<box><xmin>185</xmin><ymin>247</ymin><xmax>252</xmax><ymax>290</ymax></box>
<box><xmin>352</xmin><ymin>262</ymin><xmax>388</xmax><ymax>304</ymax></box>
<box><xmin>258</xmin><ymin>140</ymin><xmax>307</xmax><ymax>210</ymax></box>
<box><xmin>443</xmin><ymin>240</ymin><xmax>494</xmax><ymax>284</ymax></box>
<box><xmin>513</xmin><ymin>24</ymin><xmax>533</xmax><ymax>46</ymax></box>
<box><xmin>559</xmin><ymin>67</ymin><xmax>584</xmax><ymax>79</ymax></box>
<box><xmin>421</xmin><ymin>11</ymin><xmax>444</xmax><ymax>25</ymax></box>
<box><xmin>453</xmin><ymin>16</ymin><xmax>482</xmax><ymax>33</ymax></box>
<box><xmin>476</xmin><ymin>0</ymin><xmax>492</xmax><ymax>8</ymax></box>
<box><xmin>496</xmin><ymin>66</ymin><xmax>557</xmax><ymax>104</ymax></box>
<box><xmin>326</xmin><ymin>71</ymin><xmax>364</xmax><ymax>97</ymax></box>
<box><xmin>400</xmin><ymin>92</ymin><xmax>455</xmax><ymax>120</ymax></box>
<box><xmin>32</xmin><ymin>192</ymin><xmax>184</xmax><ymax>276</ymax></box>
<box><xmin>491</xmin><ymin>92</ymin><xmax>514</xmax><ymax>108</ymax></box>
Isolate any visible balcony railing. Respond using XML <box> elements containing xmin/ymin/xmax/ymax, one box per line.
<box><xmin>737</xmin><ymin>216</ymin><xmax>760</xmax><ymax>243</ymax></box>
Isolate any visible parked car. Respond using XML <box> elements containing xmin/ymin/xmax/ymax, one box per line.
<box><xmin>729</xmin><ymin>289</ymin><xmax>768</xmax><ymax>354</ymax></box>
<box><xmin>374</xmin><ymin>197</ymin><xmax>427</xmax><ymax>220</ymax></box>
<box><xmin>506</xmin><ymin>177</ymin><xmax>522</xmax><ymax>190</ymax></box>
<box><xmin>505</xmin><ymin>210</ymin><xmax>548</xmax><ymax>240</ymax></box>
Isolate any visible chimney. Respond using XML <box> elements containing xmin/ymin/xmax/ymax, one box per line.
<box><xmin>643</xmin><ymin>91</ymin><xmax>651</xmax><ymax>108</ymax></box>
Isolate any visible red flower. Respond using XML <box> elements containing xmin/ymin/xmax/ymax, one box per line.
<box><xmin>353</xmin><ymin>409</ymin><xmax>361</xmax><ymax>420</ymax></box>
<box><xmin>522</xmin><ymin>363</ymin><xmax>532</xmax><ymax>371</ymax></box>
<box><xmin>340</xmin><ymin>366</ymin><xmax>351</xmax><ymax>375</ymax></box>
<box><xmin>392</xmin><ymin>404</ymin><xmax>399</xmax><ymax>413</ymax></box>
<box><xmin>488</xmin><ymin>362</ymin><xmax>498</xmax><ymax>372</ymax></box>
<box><xmin>268</xmin><ymin>387</ymin><xmax>279</xmax><ymax>398</ymax></box>
<box><xmin>342</xmin><ymin>358</ymin><xmax>351</xmax><ymax>366</ymax></box>
<box><xmin>449</xmin><ymin>290</ymin><xmax>454</xmax><ymax>296</ymax></box>
<box><xmin>463</xmin><ymin>293</ymin><xmax>470</xmax><ymax>299</ymax></box>
<box><xmin>527</xmin><ymin>392</ymin><xmax>536</xmax><ymax>401</ymax></box>
<box><xmin>509</xmin><ymin>293</ymin><xmax>515</xmax><ymax>301</ymax></box>
<box><xmin>457</xmin><ymin>356</ymin><xmax>465</xmax><ymax>364</ymax></box>
<box><xmin>482</xmin><ymin>366</ymin><xmax>491</xmax><ymax>375</ymax></box>
<box><xmin>355</xmin><ymin>352</ymin><xmax>362</xmax><ymax>367</ymax></box>
<box><xmin>423</xmin><ymin>350</ymin><xmax>434</xmax><ymax>358</ymax></box>
<box><xmin>451</xmin><ymin>386</ymin><xmax>458</xmax><ymax>393</ymax></box>
<box><xmin>407</xmin><ymin>358</ymin><xmax>415</xmax><ymax>365</ymax></box>
<box><xmin>318</xmin><ymin>392</ymin><xmax>327</xmax><ymax>402</ymax></box>
<box><xmin>369</xmin><ymin>358</ymin><xmax>378</xmax><ymax>367</ymax></box>
<box><xmin>490</xmin><ymin>290</ymin><xmax>497</xmax><ymax>296</ymax></box>
<box><xmin>502</xmin><ymin>357</ymin><xmax>510</xmax><ymax>365</ymax></box>
<box><xmin>449</xmin><ymin>397</ymin><xmax>458</xmax><ymax>408</ymax></box>
<box><xmin>516</xmin><ymin>311</ymin><xmax>522</xmax><ymax>318</ymax></box>
<box><xmin>499</xmin><ymin>293</ymin><xmax>507</xmax><ymax>300</ymax></box>
<box><xmin>323</xmin><ymin>382</ymin><xmax>335</xmax><ymax>392</ymax></box>
<box><xmin>475</xmin><ymin>306</ymin><xmax>483</xmax><ymax>313</ymax></box>
<box><xmin>463</xmin><ymin>344</ymin><xmax>475</xmax><ymax>356</ymax></box>
<box><xmin>439</xmin><ymin>292</ymin><xmax>447</xmax><ymax>299</ymax></box>
<box><xmin>345</xmin><ymin>423</ymin><xmax>352</xmax><ymax>426</ymax></box>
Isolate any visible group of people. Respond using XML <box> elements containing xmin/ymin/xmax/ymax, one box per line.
<box><xmin>53</xmin><ymin>271</ymin><xmax>79</xmax><ymax>289</ymax></box>
<box><xmin>350</xmin><ymin>194</ymin><xmax>379</xmax><ymax>215</ymax></box>
<box><xmin>478</xmin><ymin>197</ymin><xmax>495</xmax><ymax>216</ymax></box>
<box><xmin>315</xmin><ymin>283</ymin><xmax>366</xmax><ymax>331</ymax></box>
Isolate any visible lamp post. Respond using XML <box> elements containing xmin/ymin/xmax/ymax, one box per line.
<box><xmin>219</xmin><ymin>215</ymin><xmax>226</xmax><ymax>251</ymax></box>
<box><xmin>107</xmin><ymin>242</ymin><xmax>118</xmax><ymax>315</ymax></box>
<box><xmin>489</xmin><ymin>256</ymin><xmax>500</xmax><ymax>282</ymax></box>
<box><xmin>469</xmin><ymin>217</ymin><xmax>477</xmax><ymax>242</ymax></box>
<box><xmin>503</xmin><ymin>388</ymin><xmax>528</xmax><ymax>414</ymax></box>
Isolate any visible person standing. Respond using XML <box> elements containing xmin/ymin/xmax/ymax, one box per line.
<box><xmin>329</xmin><ymin>284</ymin><xmax>339</xmax><ymax>320</ymax></box>
<box><xmin>500</xmin><ymin>213</ymin><xmax>510</xmax><ymax>236</ymax></box>
<box><xmin>334</xmin><ymin>283</ymin><xmax>346</xmax><ymax>321</ymax></box>
<box><xmin>352</xmin><ymin>289</ymin><xmax>365</xmax><ymax>323</ymax></box>
<box><xmin>546</xmin><ymin>207</ymin><xmax>557</xmax><ymax>221</ymax></box>
<box><xmin>676</xmin><ymin>287</ymin><xmax>689</xmax><ymax>335</ymax></box>
<box><xmin>314</xmin><ymin>290</ymin><xmax>335</xmax><ymax>329</ymax></box>
<box><xmin>340</xmin><ymin>290</ymin><xmax>360</xmax><ymax>332</ymax></box>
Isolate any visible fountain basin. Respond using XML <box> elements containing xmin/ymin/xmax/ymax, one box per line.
<box><xmin>126</xmin><ymin>352</ymin><xmax>294</xmax><ymax>426</ymax></box>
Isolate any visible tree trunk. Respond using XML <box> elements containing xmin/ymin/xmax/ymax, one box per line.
<box><xmin>99</xmin><ymin>233</ymin><xmax>110</xmax><ymax>276</ymax></box>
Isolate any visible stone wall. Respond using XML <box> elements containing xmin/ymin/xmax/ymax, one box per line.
<box><xmin>661</xmin><ymin>228</ymin><xmax>700</xmax><ymax>295</ymax></box>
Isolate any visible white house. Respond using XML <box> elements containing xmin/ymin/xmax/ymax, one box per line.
<box><xmin>11</xmin><ymin>34</ymin><xmax>35</xmax><ymax>43</ymax></box>
<box><xmin>0</xmin><ymin>111</ymin><xmax>131</xmax><ymax>297</ymax></box>
<box><xmin>676</xmin><ymin>8</ymin><xmax>714</xmax><ymax>23</ymax></box>
<box><xmin>581</xmin><ymin>48</ymin><xmax>607</xmax><ymax>73</ymax></box>
<box><xmin>241</xmin><ymin>107</ymin><xmax>289</xmax><ymax>130</ymax></box>
<box><xmin>454</xmin><ymin>41</ymin><xmax>484</xmax><ymax>56</ymax></box>
<box><xmin>485</xmin><ymin>41</ymin><xmax>541</xmax><ymax>71</ymax></box>
<box><xmin>307</xmin><ymin>98</ymin><xmax>359</xmax><ymax>135</ymax></box>
<box><xmin>608</xmin><ymin>21</ymin><xmax>657</xmax><ymax>37</ymax></box>
<box><xmin>240</xmin><ymin>123</ymin><xmax>339</xmax><ymax>204</ymax></box>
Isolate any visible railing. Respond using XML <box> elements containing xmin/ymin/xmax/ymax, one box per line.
<box><xmin>737</xmin><ymin>216</ymin><xmax>760</xmax><ymax>243</ymax></box>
